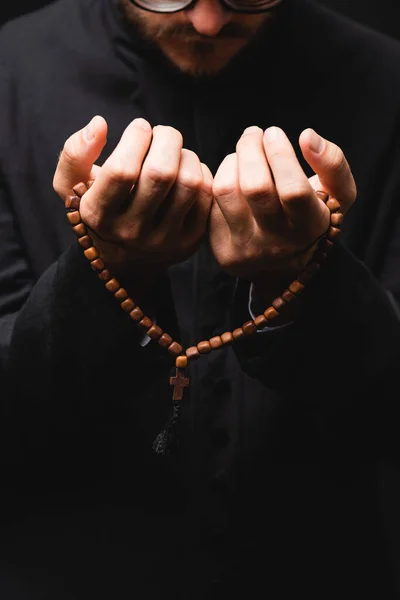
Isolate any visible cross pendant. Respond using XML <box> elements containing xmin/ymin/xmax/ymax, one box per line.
<box><xmin>169</xmin><ymin>368</ymin><xmax>190</xmax><ymax>402</ymax></box>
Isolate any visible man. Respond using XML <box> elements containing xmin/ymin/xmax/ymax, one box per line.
<box><xmin>1</xmin><ymin>0</ymin><xmax>400</xmax><ymax>598</ymax></box>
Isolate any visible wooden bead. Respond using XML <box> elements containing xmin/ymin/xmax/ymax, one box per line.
<box><xmin>114</xmin><ymin>288</ymin><xmax>128</xmax><ymax>302</ymax></box>
<box><xmin>84</xmin><ymin>247</ymin><xmax>99</xmax><ymax>261</ymax></box>
<box><xmin>197</xmin><ymin>341</ymin><xmax>211</xmax><ymax>354</ymax></box>
<box><xmin>67</xmin><ymin>211</ymin><xmax>81</xmax><ymax>226</ymax></box>
<box><xmin>72</xmin><ymin>182</ymin><xmax>88</xmax><ymax>197</ymax></box>
<box><xmin>90</xmin><ymin>258</ymin><xmax>105</xmax><ymax>272</ymax></box>
<box><xmin>138</xmin><ymin>316</ymin><xmax>153</xmax><ymax>330</ymax></box>
<box><xmin>288</xmin><ymin>280</ymin><xmax>305</xmax><ymax>295</ymax></box>
<box><xmin>264</xmin><ymin>307</ymin><xmax>279</xmax><ymax>321</ymax></box>
<box><xmin>65</xmin><ymin>195</ymin><xmax>80</xmax><ymax>210</ymax></box>
<box><xmin>326</xmin><ymin>198</ymin><xmax>341</xmax><ymax>212</ymax></box>
<box><xmin>232</xmin><ymin>328</ymin><xmax>245</xmax><ymax>341</ymax></box>
<box><xmin>242</xmin><ymin>321</ymin><xmax>257</xmax><ymax>336</ymax></box>
<box><xmin>147</xmin><ymin>325</ymin><xmax>163</xmax><ymax>340</ymax></box>
<box><xmin>98</xmin><ymin>269</ymin><xmax>112</xmax><ymax>282</ymax></box>
<box><xmin>281</xmin><ymin>289</ymin><xmax>296</xmax><ymax>303</ymax></box>
<box><xmin>176</xmin><ymin>355</ymin><xmax>188</xmax><ymax>369</ymax></box>
<box><xmin>254</xmin><ymin>314</ymin><xmax>268</xmax><ymax>329</ymax></box>
<box><xmin>221</xmin><ymin>332</ymin><xmax>233</xmax><ymax>345</ymax></box>
<box><xmin>168</xmin><ymin>342</ymin><xmax>183</xmax><ymax>357</ymax></box>
<box><xmin>327</xmin><ymin>226</ymin><xmax>341</xmax><ymax>240</ymax></box>
<box><xmin>120</xmin><ymin>298</ymin><xmax>135</xmax><ymax>312</ymax></box>
<box><xmin>78</xmin><ymin>235</ymin><xmax>93</xmax><ymax>249</ymax></box>
<box><xmin>272</xmin><ymin>297</ymin><xmax>286</xmax><ymax>311</ymax></box>
<box><xmin>158</xmin><ymin>333</ymin><xmax>173</xmax><ymax>348</ymax></box>
<box><xmin>73</xmin><ymin>223</ymin><xmax>87</xmax><ymax>237</ymax></box>
<box><xmin>130</xmin><ymin>307</ymin><xmax>144</xmax><ymax>322</ymax></box>
<box><xmin>210</xmin><ymin>336</ymin><xmax>223</xmax><ymax>349</ymax></box>
<box><xmin>105</xmin><ymin>278</ymin><xmax>120</xmax><ymax>293</ymax></box>
<box><xmin>330</xmin><ymin>212</ymin><xmax>344</xmax><ymax>226</ymax></box>
<box><xmin>186</xmin><ymin>346</ymin><xmax>200</xmax><ymax>360</ymax></box>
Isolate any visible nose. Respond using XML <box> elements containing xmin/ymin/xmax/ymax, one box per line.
<box><xmin>185</xmin><ymin>0</ymin><xmax>231</xmax><ymax>36</ymax></box>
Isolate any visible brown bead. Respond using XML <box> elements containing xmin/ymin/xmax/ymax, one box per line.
<box><xmin>289</xmin><ymin>280</ymin><xmax>305</xmax><ymax>295</ymax></box>
<box><xmin>72</xmin><ymin>223</ymin><xmax>87</xmax><ymax>237</ymax></box>
<box><xmin>197</xmin><ymin>341</ymin><xmax>212</xmax><ymax>354</ymax></box>
<box><xmin>138</xmin><ymin>316</ymin><xmax>153</xmax><ymax>330</ymax></box>
<box><xmin>120</xmin><ymin>298</ymin><xmax>135</xmax><ymax>312</ymax></box>
<box><xmin>298</xmin><ymin>270</ymin><xmax>313</xmax><ymax>284</ymax></box>
<box><xmin>84</xmin><ymin>247</ymin><xmax>99</xmax><ymax>261</ymax></box>
<box><xmin>65</xmin><ymin>195</ymin><xmax>81</xmax><ymax>210</ymax></box>
<box><xmin>281</xmin><ymin>289</ymin><xmax>296</xmax><ymax>303</ymax></box>
<box><xmin>72</xmin><ymin>182</ymin><xmax>88</xmax><ymax>198</ymax></box>
<box><xmin>326</xmin><ymin>198</ymin><xmax>341</xmax><ymax>212</ymax></box>
<box><xmin>78</xmin><ymin>235</ymin><xmax>93</xmax><ymax>250</ymax></box>
<box><xmin>98</xmin><ymin>269</ymin><xmax>112</xmax><ymax>282</ymax></box>
<box><xmin>105</xmin><ymin>278</ymin><xmax>120</xmax><ymax>293</ymax></box>
<box><xmin>90</xmin><ymin>258</ymin><xmax>105</xmax><ymax>272</ymax></box>
<box><xmin>254</xmin><ymin>314</ymin><xmax>268</xmax><ymax>329</ymax></box>
<box><xmin>242</xmin><ymin>321</ymin><xmax>257</xmax><ymax>336</ymax></box>
<box><xmin>147</xmin><ymin>325</ymin><xmax>163</xmax><ymax>340</ymax></box>
<box><xmin>130</xmin><ymin>307</ymin><xmax>144</xmax><ymax>322</ymax></box>
<box><xmin>221</xmin><ymin>332</ymin><xmax>233</xmax><ymax>345</ymax></box>
<box><xmin>67</xmin><ymin>211</ymin><xmax>81</xmax><ymax>226</ymax></box>
<box><xmin>232</xmin><ymin>328</ymin><xmax>245</xmax><ymax>341</ymax></box>
<box><xmin>330</xmin><ymin>212</ymin><xmax>344</xmax><ymax>226</ymax></box>
<box><xmin>186</xmin><ymin>346</ymin><xmax>200</xmax><ymax>360</ymax></box>
<box><xmin>114</xmin><ymin>288</ymin><xmax>128</xmax><ymax>302</ymax></box>
<box><xmin>168</xmin><ymin>342</ymin><xmax>183</xmax><ymax>357</ymax></box>
<box><xmin>327</xmin><ymin>226</ymin><xmax>341</xmax><ymax>240</ymax></box>
<box><xmin>210</xmin><ymin>336</ymin><xmax>223</xmax><ymax>349</ymax></box>
<box><xmin>272</xmin><ymin>296</ymin><xmax>286</xmax><ymax>312</ymax></box>
<box><xmin>158</xmin><ymin>333</ymin><xmax>173</xmax><ymax>348</ymax></box>
<box><xmin>176</xmin><ymin>355</ymin><xmax>188</xmax><ymax>369</ymax></box>
<box><xmin>264</xmin><ymin>307</ymin><xmax>279</xmax><ymax>321</ymax></box>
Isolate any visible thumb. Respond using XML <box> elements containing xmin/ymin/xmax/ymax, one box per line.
<box><xmin>53</xmin><ymin>115</ymin><xmax>108</xmax><ymax>200</ymax></box>
<box><xmin>299</xmin><ymin>128</ymin><xmax>357</xmax><ymax>214</ymax></box>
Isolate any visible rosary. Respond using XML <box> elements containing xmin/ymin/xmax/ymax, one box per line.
<box><xmin>65</xmin><ymin>181</ymin><xmax>343</xmax><ymax>454</ymax></box>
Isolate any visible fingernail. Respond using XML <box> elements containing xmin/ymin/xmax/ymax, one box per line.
<box><xmin>308</xmin><ymin>129</ymin><xmax>324</xmax><ymax>154</ymax></box>
<box><xmin>84</xmin><ymin>117</ymin><xmax>96</xmax><ymax>142</ymax></box>
<box><xmin>134</xmin><ymin>117</ymin><xmax>151</xmax><ymax>132</ymax></box>
<box><xmin>242</xmin><ymin>125</ymin><xmax>261</xmax><ymax>137</ymax></box>
<box><xmin>264</xmin><ymin>126</ymin><xmax>280</xmax><ymax>142</ymax></box>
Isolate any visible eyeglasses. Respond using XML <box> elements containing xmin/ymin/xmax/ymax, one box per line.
<box><xmin>129</xmin><ymin>0</ymin><xmax>283</xmax><ymax>14</ymax></box>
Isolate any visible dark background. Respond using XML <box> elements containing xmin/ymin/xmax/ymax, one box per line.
<box><xmin>1</xmin><ymin>0</ymin><xmax>400</xmax><ymax>41</ymax></box>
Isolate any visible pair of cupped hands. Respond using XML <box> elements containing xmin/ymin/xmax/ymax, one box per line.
<box><xmin>53</xmin><ymin>116</ymin><xmax>356</xmax><ymax>301</ymax></box>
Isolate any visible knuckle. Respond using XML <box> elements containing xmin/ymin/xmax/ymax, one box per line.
<box><xmin>329</xmin><ymin>145</ymin><xmax>347</xmax><ymax>173</ymax></box>
<box><xmin>279</xmin><ymin>181</ymin><xmax>310</xmax><ymax>203</ymax></box>
<box><xmin>240</xmin><ymin>178</ymin><xmax>272</xmax><ymax>200</ymax></box>
<box><xmin>154</xmin><ymin>125</ymin><xmax>183</xmax><ymax>145</ymax></box>
<box><xmin>145</xmin><ymin>163</ymin><xmax>177</xmax><ymax>186</ymax></box>
<box><xmin>106</xmin><ymin>163</ymin><xmax>137</xmax><ymax>186</ymax></box>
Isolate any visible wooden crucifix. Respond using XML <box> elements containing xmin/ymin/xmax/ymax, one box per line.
<box><xmin>169</xmin><ymin>367</ymin><xmax>190</xmax><ymax>401</ymax></box>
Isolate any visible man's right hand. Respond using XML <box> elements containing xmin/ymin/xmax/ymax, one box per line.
<box><xmin>53</xmin><ymin>116</ymin><xmax>213</xmax><ymax>293</ymax></box>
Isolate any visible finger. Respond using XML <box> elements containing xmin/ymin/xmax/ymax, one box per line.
<box><xmin>53</xmin><ymin>115</ymin><xmax>107</xmax><ymax>199</ymax></box>
<box><xmin>263</xmin><ymin>126</ymin><xmax>326</xmax><ymax>228</ymax></box>
<box><xmin>162</xmin><ymin>149</ymin><xmax>204</xmax><ymax>229</ymax></box>
<box><xmin>128</xmin><ymin>125</ymin><xmax>183</xmax><ymax>221</ymax></box>
<box><xmin>212</xmin><ymin>153</ymin><xmax>252</xmax><ymax>233</ymax></box>
<box><xmin>299</xmin><ymin>128</ymin><xmax>357</xmax><ymax>213</ymax></box>
<box><xmin>86</xmin><ymin>117</ymin><xmax>153</xmax><ymax>214</ymax></box>
<box><xmin>236</xmin><ymin>125</ymin><xmax>282</xmax><ymax>224</ymax></box>
<box><xmin>182</xmin><ymin>162</ymin><xmax>214</xmax><ymax>237</ymax></box>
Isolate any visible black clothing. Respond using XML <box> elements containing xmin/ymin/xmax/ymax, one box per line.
<box><xmin>1</xmin><ymin>0</ymin><xmax>400</xmax><ymax>597</ymax></box>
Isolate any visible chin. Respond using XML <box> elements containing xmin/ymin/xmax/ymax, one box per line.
<box><xmin>160</xmin><ymin>39</ymin><xmax>247</xmax><ymax>77</ymax></box>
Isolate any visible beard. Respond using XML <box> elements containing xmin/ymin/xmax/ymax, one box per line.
<box><xmin>118</xmin><ymin>0</ymin><xmax>270</xmax><ymax>76</ymax></box>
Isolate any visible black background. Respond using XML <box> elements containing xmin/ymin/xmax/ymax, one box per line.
<box><xmin>1</xmin><ymin>0</ymin><xmax>400</xmax><ymax>41</ymax></box>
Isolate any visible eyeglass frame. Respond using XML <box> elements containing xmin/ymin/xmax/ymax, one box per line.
<box><xmin>128</xmin><ymin>0</ymin><xmax>283</xmax><ymax>15</ymax></box>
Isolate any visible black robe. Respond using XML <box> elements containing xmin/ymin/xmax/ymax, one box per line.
<box><xmin>1</xmin><ymin>0</ymin><xmax>400</xmax><ymax>597</ymax></box>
